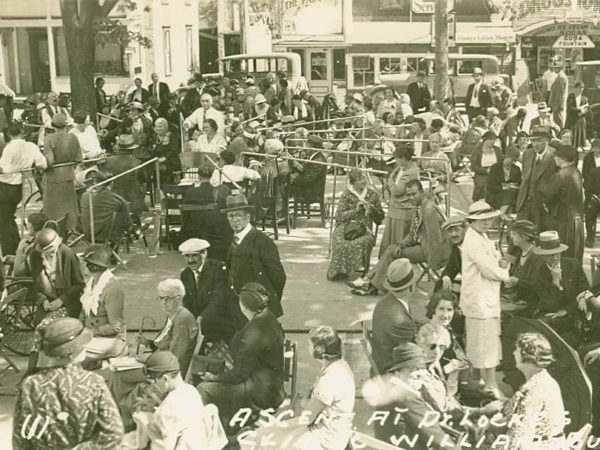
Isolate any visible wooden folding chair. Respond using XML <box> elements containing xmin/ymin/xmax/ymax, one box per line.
<box><xmin>359</xmin><ymin>320</ymin><xmax>379</xmax><ymax>377</ymax></box>
<box><xmin>280</xmin><ymin>339</ymin><xmax>298</xmax><ymax>409</ymax></box>
<box><xmin>184</xmin><ymin>316</ymin><xmax>204</xmax><ymax>383</ymax></box>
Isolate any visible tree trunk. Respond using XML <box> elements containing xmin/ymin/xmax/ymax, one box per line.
<box><xmin>61</xmin><ymin>0</ymin><xmax>99</xmax><ymax>116</ymax></box>
<box><xmin>434</xmin><ymin>0</ymin><xmax>449</xmax><ymax>101</ymax></box>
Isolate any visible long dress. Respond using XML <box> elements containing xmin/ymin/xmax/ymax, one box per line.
<box><xmin>43</xmin><ymin>131</ymin><xmax>82</xmax><ymax>232</ymax></box>
<box><xmin>327</xmin><ymin>188</ymin><xmax>384</xmax><ymax>280</ymax></box>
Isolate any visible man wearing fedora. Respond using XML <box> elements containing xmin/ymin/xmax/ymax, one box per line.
<box><xmin>461</xmin><ymin>201</ymin><xmax>510</xmax><ymax>399</ymax></box>
<box><xmin>102</xmin><ymin>134</ymin><xmax>147</xmax><ymax>216</ymax></box>
<box><xmin>362</xmin><ymin>342</ymin><xmax>460</xmax><ymax>449</ymax></box>
<box><xmin>178</xmin><ymin>238</ymin><xmax>232</xmax><ymax>343</ymax></box>
<box><xmin>80</xmin><ymin>171</ymin><xmax>134</xmax><ymax>246</ymax></box>
<box><xmin>371</xmin><ymin>258</ymin><xmax>418</xmax><ymax>375</ymax></box>
<box><xmin>13</xmin><ymin>318</ymin><xmax>124</xmax><ymax>449</ymax></box>
<box><xmin>222</xmin><ymin>194</ymin><xmax>286</xmax><ymax>320</ymax></box>
<box><xmin>530</xmin><ymin>102</ymin><xmax>561</xmax><ymax>138</ymax></box>
<box><xmin>515</xmin><ymin>125</ymin><xmax>558</xmax><ymax>230</ymax></box>
<box><xmin>525</xmin><ymin>231</ymin><xmax>593</xmax><ymax>347</ymax></box>
<box><xmin>465</xmin><ymin>67</ymin><xmax>493</xmax><ymax>122</ymax></box>
<box><xmin>548</xmin><ymin>56</ymin><xmax>568</xmax><ymax>129</ymax></box>
<box><xmin>541</xmin><ymin>144</ymin><xmax>584</xmax><ymax>261</ymax></box>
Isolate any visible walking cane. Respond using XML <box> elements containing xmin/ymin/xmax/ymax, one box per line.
<box><xmin>136</xmin><ymin>316</ymin><xmax>157</xmax><ymax>355</ymax></box>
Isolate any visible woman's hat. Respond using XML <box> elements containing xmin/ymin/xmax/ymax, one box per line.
<box><xmin>389</xmin><ymin>342</ymin><xmax>427</xmax><ymax>372</ymax></box>
<box><xmin>533</xmin><ymin>230</ymin><xmax>568</xmax><ymax>255</ymax></box>
<box><xmin>504</xmin><ymin>145</ymin><xmax>521</xmax><ymax>160</ymax></box>
<box><xmin>51</xmin><ymin>113</ymin><xmax>68</xmax><ymax>128</ymax></box>
<box><xmin>83</xmin><ymin>245</ymin><xmax>112</xmax><ymax>268</ymax></box>
<box><xmin>511</xmin><ymin>220</ymin><xmax>538</xmax><ymax>239</ymax></box>
<box><xmin>239</xmin><ymin>282</ymin><xmax>270</xmax><ymax>312</ymax></box>
<box><xmin>254</xmin><ymin>94</ymin><xmax>267</xmax><ymax>105</ymax></box>
<box><xmin>40</xmin><ymin>317</ymin><xmax>93</xmax><ymax>360</ymax></box>
<box><xmin>127</xmin><ymin>101</ymin><xmax>145</xmax><ymax>111</ymax></box>
<box><xmin>352</xmin><ymin>93</ymin><xmax>364</xmax><ymax>103</ymax></box>
<box><xmin>307</xmin><ymin>134</ymin><xmax>325</xmax><ymax>148</ymax></box>
<box><xmin>118</xmin><ymin>134</ymin><xmax>140</xmax><ymax>150</ymax></box>
<box><xmin>467</xmin><ymin>200</ymin><xmax>502</xmax><ymax>220</ymax></box>
<box><xmin>220</xmin><ymin>193</ymin><xmax>255</xmax><ymax>214</ymax></box>
<box><xmin>383</xmin><ymin>258</ymin><xmax>415</xmax><ymax>293</ymax></box>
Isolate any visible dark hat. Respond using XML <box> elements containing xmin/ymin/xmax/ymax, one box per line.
<box><xmin>533</xmin><ymin>230</ymin><xmax>568</xmax><ymax>255</ymax></box>
<box><xmin>516</xmin><ymin>131</ymin><xmax>529</xmax><ymax>140</ymax></box>
<box><xmin>292</xmin><ymin>94</ymin><xmax>302</xmax><ymax>101</ymax></box>
<box><xmin>83</xmin><ymin>245</ymin><xmax>112</xmax><ymax>268</ymax></box>
<box><xmin>389</xmin><ymin>342</ymin><xmax>427</xmax><ymax>372</ymax></box>
<box><xmin>383</xmin><ymin>258</ymin><xmax>415</xmax><ymax>293</ymax></box>
<box><xmin>530</xmin><ymin>125</ymin><xmax>551</xmax><ymax>139</ymax></box>
<box><xmin>299</xmin><ymin>89</ymin><xmax>309</xmax><ymax>97</ymax></box>
<box><xmin>307</xmin><ymin>134</ymin><xmax>325</xmax><ymax>148</ymax></box>
<box><xmin>481</xmin><ymin>130</ymin><xmax>497</xmax><ymax>141</ymax></box>
<box><xmin>145</xmin><ymin>350</ymin><xmax>180</xmax><ymax>374</ymax></box>
<box><xmin>555</xmin><ymin>144</ymin><xmax>578</xmax><ymax>163</ymax></box>
<box><xmin>511</xmin><ymin>220</ymin><xmax>538</xmax><ymax>239</ymax></box>
<box><xmin>118</xmin><ymin>134</ymin><xmax>140</xmax><ymax>150</ymax></box>
<box><xmin>40</xmin><ymin>317</ymin><xmax>93</xmax><ymax>360</ymax></box>
<box><xmin>220</xmin><ymin>193</ymin><xmax>255</xmax><ymax>214</ymax></box>
<box><xmin>239</xmin><ymin>282</ymin><xmax>270</xmax><ymax>312</ymax></box>
<box><xmin>191</xmin><ymin>72</ymin><xmax>203</xmax><ymax>82</ymax></box>
<box><xmin>51</xmin><ymin>113</ymin><xmax>68</xmax><ymax>128</ymax></box>
<box><xmin>225</xmin><ymin>106</ymin><xmax>234</xmax><ymax>113</ymax></box>
<box><xmin>537</xmin><ymin>102</ymin><xmax>551</xmax><ymax>113</ymax></box>
<box><xmin>73</xmin><ymin>111</ymin><xmax>87</xmax><ymax>124</ymax></box>
<box><xmin>504</xmin><ymin>145</ymin><xmax>521</xmax><ymax>160</ymax></box>
<box><xmin>417</xmin><ymin>70</ymin><xmax>426</xmax><ymax>77</ymax></box>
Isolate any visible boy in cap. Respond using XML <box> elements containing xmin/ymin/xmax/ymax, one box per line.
<box><xmin>132</xmin><ymin>350</ymin><xmax>226</xmax><ymax>450</ymax></box>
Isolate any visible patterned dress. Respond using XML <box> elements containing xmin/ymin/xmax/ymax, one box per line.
<box><xmin>327</xmin><ymin>188</ymin><xmax>384</xmax><ymax>280</ymax></box>
<box><xmin>13</xmin><ymin>364</ymin><xmax>123</xmax><ymax>449</ymax></box>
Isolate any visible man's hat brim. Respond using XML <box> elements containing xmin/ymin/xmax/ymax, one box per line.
<box><xmin>220</xmin><ymin>205</ymin><xmax>255</xmax><ymax>214</ymax></box>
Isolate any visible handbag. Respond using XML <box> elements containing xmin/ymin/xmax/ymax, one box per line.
<box><xmin>343</xmin><ymin>220</ymin><xmax>367</xmax><ymax>241</ymax></box>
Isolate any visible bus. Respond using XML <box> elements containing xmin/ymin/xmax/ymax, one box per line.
<box><xmin>348</xmin><ymin>53</ymin><xmax>505</xmax><ymax>101</ymax></box>
<box><xmin>218</xmin><ymin>52</ymin><xmax>302</xmax><ymax>91</ymax></box>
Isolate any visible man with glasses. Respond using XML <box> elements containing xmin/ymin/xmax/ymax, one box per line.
<box><xmin>136</xmin><ymin>279</ymin><xmax>198</xmax><ymax>374</ymax></box>
<box><xmin>221</xmin><ymin>194</ymin><xmax>286</xmax><ymax>321</ymax></box>
<box><xmin>515</xmin><ymin>126</ymin><xmax>558</xmax><ymax>231</ymax></box>
<box><xmin>178</xmin><ymin>238</ymin><xmax>231</xmax><ymax>343</ymax></box>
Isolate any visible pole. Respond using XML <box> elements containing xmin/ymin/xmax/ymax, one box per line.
<box><xmin>150</xmin><ymin>161</ymin><xmax>162</xmax><ymax>257</ymax></box>
<box><xmin>434</xmin><ymin>0</ymin><xmax>449</xmax><ymax>101</ymax></box>
<box><xmin>240</xmin><ymin>0</ymin><xmax>249</xmax><ymax>54</ymax></box>
<box><xmin>89</xmin><ymin>189</ymin><xmax>96</xmax><ymax>245</ymax></box>
<box><xmin>328</xmin><ymin>168</ymin><xmax>338</xmax><ymax>258</ymax></box>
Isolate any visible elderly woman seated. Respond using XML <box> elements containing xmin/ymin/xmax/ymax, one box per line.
<box><xmin>107</xmin><ymin>278</ymin><xmax>198</xmax><ymax>430</ymax></box>
<box><xmin>243</xmin><ymin>326</ymin><xmax>355</xmax><ymax>450</ymax></box>
<box><xmin>196</xmin><ymin>282</ymin><xmax>285</xmax><ymax>433</ymax></box>
<box><xmin>327</xmin><ymin>169</ymin><xmax>384</xmax><ymax>281</ymax></box>
<box><xmin>418</xmin><ymin>132</ymin><xmax>451</xmax><ymax>187</ymax></box>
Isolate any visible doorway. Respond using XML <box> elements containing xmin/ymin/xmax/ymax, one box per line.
<box><xmin>27</xmin><ymin>28</ymin><xmax>51</xmax><ymax>93</ymax></box>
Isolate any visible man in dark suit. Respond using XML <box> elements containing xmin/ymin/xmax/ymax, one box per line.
<box><xmin>465</xmin><ymin>67</ymin><xmax>493</xmax><ymax>122</ymax></box>
<box><xmin>127</xmin><ymin>77</ymin><xmax>150</xmax><ymax>104</ymax></box>
<box><xmin>178</xmin><ymin>238</ymin><xmax>231</xmax><ymax>343</ymax></box>
<box><xmin>371</xmin><ymin>258</ymin><xmax>418</xmax><ymax>375</ymax></box>
<box><xmin>95</xmin><ymin>77</ymin><xmax>107</xmax><ymax>113</ymax></box>
<box><xmin>182</xmin><ymin>73</ymin><xmax>204</xmax><ymax>118</ymax></box>
<box><xmin>582</xmin><ymin>140</ymin><xmax>600</xmax><ymax>247</ymax></box>
<box><xmin>516</xmin><ymin>126</ymin><xmax>558</xmax><ymax>231</ymax></box>
<box><xmin>406</xmin><ymin>71</ymin><xmax>432</xmax><ymax>113</ymax></box>
<box><xmin>435</xmin><ymin>216</ymin><xmax>466</xmax><ymax>295</ymax></box>
<box><xmin>529</xmin><ymin>102</ymin><xmax>561</xmax><ymax>137</ymax></box>
<box><xmin>222</xmin><ymin>194</ymin><xmax>286</xmax><ymax>319</ymax></box>
<box><xmin>147</xmin><ymin>73</ymin><xmax>170</xmax><ymax>117</ymax></box>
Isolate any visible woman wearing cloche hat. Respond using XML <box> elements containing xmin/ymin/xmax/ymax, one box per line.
<box><xmin>461</xmin><ymin>200</ymin><xmax>510</xmax><ymax>400</ymax></box>
<box><xmin>13</xmin><ymin>317</ymin><xmax>124</xmax><ymax>449</ymax></box>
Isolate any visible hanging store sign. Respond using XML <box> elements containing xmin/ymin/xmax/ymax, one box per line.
<box><xmin>553</xmin><ymin>33</ymin><xmax>595</xmax><ymax>48</ymax></box>
<box><xmin>282</xmin><ymin>0</ymin><xmax>343</xmax><ymax>36</ymax></box>
<box><xmin>412</xmin><ymin>0</ymin><xmax>435</xmax><ymax>14</ymax></box>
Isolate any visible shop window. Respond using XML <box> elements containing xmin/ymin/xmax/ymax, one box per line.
<box><xmin>333</xmin><ymin>49</ymin><xmax>345</xmax><ymax>80</ymax></box>
<box><xmin>352</xmin><ymin>56</ymin><xmax>374</xmax><ymax>87</ymax></box>
<box><xmin>379</xmin><ymin>57</ymin><xmax>402</xmax><ymax>75</ymax></box>
<box><xmin>457</xmin><ymin>60</ymin><xmax>482</xmax><ymax>75</ymax></box>
<box><xmin>53</xmin><ymin>27</ymin><xmax>128</xmax><ymax>77</ymax></box>
<box><xmin>379</xmin><ymin>0</ymin><xmax>409</xmax><ymax>10</ymax></box>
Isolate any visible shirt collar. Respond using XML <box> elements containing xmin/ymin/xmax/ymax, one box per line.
<box><xmin>536</xmin><ymin>147</ymin><xmax>548</xmax><ymax>160</ymax></box>
<box><xmin>235</xmin><ymin>223</ymin><xmax>253</xmax><ymax>243</ymax></box>
<box><xmin>391</xmin><ymin>293</ymin><xmax>409</xmax><ymax>312</ymax></box>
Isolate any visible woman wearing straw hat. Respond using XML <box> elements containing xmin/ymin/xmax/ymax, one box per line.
<box><xmin>461</xmin><ymin>200</ymin><xmax>509</xmax><ymax>399</ymax></box>
<box><xmin>13</xmin><ymin>318</ymin><xmax>123</xmax><ymax>449</ymax></box>
<box><xmin>541</xmin><ymin>144</ymin><xmax>584</xmax><ymax>261</ymax></box>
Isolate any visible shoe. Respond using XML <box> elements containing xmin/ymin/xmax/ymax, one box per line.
<box><xmin>347</xmin><ymin>278</ymin><xmax>369</xmax><ymax>289</ymax></box>
<box><xmin>585</xmin><ymin>239</ymin><xmax>594</xmax><ymax>248</ymax></box>
<box><xmin>351</xmin><ymin>287</ymin><xmax>379</xmax><ymax>296</ymax></box>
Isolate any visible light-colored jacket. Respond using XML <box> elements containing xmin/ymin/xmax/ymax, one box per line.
<box><xmin>460</xmin><ymin>227</ymin><xmax>509</xmax><ymax>319</ymax></box>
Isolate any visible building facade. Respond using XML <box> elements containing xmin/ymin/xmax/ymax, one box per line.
<box><xmin>0</xmin><ymin>0</ymin><xmax>200</xmax><ymax>96</ymax></box>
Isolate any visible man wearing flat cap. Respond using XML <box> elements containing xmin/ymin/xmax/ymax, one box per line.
<box><xmin>516</xmin><ymin>125</ymin><xmax>558</xmax><ymax>231</ymax></box>
<box><xmin>541</xmin><ymin>144</ymin><xmax>584</xmax><ymax>261</ymax></box>
<box><xmin>222</xmin><ymin>194</ymin><xmax>286</xmax><ymax>320</ymax></box>
<box><xmin>178</xmin><ymin>238</ymin><xmax>231</xmax><ymax>343</ymax></box>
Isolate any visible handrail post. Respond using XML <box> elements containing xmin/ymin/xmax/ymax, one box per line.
<box><xmin>89</xmin><ymin>188</ymin><xmax>95</xmax><ymax>245</ymax></box>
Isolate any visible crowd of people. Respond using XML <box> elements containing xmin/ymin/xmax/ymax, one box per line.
<box><xmin>1</xmin><ymin>53</ymin><xmax>600</xmax><ymax>449</ymax></box>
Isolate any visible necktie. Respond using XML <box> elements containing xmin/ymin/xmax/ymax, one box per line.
<box><xmin>535</xmin><ymin>155</ymin><xmax>541</xmax><ymax>167</ymax></box>
<box><xmin>474</xmin><ymin>83</ymin><xmax>479</xmax><ymax>99</ymax></box>
<box><xmin>412</xmin><ymin>207</ymin><xmax>421</xmax><ymax>243</ymax></box>
<box><xmin>195</xmin><ymin>270</ymin><xmax>201</xmax><ymax>289</ymax></box>
<box><xmin>232</xmin><ymin>235</ymin><xmax>240</xmax><ymax>250</ymax></box>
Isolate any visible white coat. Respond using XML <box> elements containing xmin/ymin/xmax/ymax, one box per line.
<box><xmin>460</xmin><ymin>226</ymin><xmax>509</xmax><ymax>319</ymax></box>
